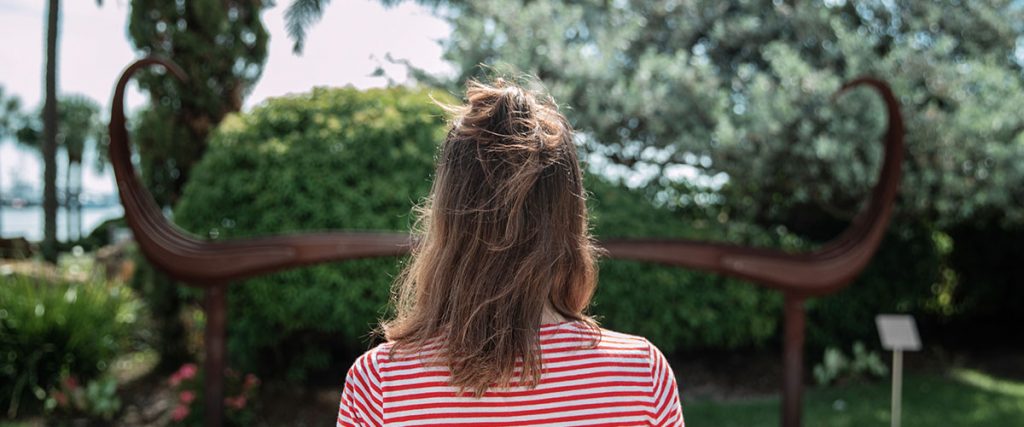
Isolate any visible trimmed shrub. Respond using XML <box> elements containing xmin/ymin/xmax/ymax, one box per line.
<box><xmin>174</xmin><ymin>87</ymin><xmax>450</xmax><ymax>381</ymax></box>
<box><xmin>944</xmin><ymin>223</ymin><xmax>1024</xmax><ymax>348</ymax></box>
<box><xmin>0</xmin><ymin>275</ymin><xmax>139</xmax><ymax>417</ymax></box>
<box><xmin>805</xmin><ymin>223</ymin><xmax>942</xmax><ymax>351</ymax></box>
<box><xmin>586</xmin><ymin>177</ymin><xmax>790</xmax><ymax>353</ymax></box>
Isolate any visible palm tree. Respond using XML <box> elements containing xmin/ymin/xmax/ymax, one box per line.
<box><xmin>284</xmin><ymin>0</ymin><xmax>332</xmax><ymax>54</ymax></box>
<box><xmin>16</xmin><ymin>95</ymin><xmax>102</xmax><ymax>243</ymax></box>
<box><xmin>283</xmin><ymin>0</ymin><xmax>443</xmax><ymax>53</ymax></box>
<box><xmin>41</xmin><ymin>0</ymin><xmax>60</xmax><ymax>262</ymax></box>
<box><xmin>57</xmin><ymin>96</ymin><xmax>102</xmax><ymax>241</ymax></box>
<box><xmin>0</xmin><ymin>86</ymin><xmax>24</xmax><ymax>236</ymax></box>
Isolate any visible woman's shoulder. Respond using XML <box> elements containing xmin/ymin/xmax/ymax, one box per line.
<box><xmin>543</xmin><ymin>320</ymin><xmax>656</xmax><ymax>355</ymax></box>
<box><xmin>346</xmin><ymin>341</ymin><xmax>394</xmax><ymax>378</ymax></box>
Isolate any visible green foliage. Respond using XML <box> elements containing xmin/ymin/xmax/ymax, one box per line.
<box><xmin>165</xmin><ymin>363</ymin><xmax>260</xmax><ymax>426</ymax></box>
<box><xmin>128</xmin><ymin>0</ymin><xmax>269</xmax><ymax>207</ymax></box>
<box><xmin>284</xmin><ymin>0</ymin><xmax>330</xmax><ymax>54</ymax></box>
<box><xmin>173</xmin><ymin>85</ymin><xmax>804</xmax><ymax>377</ymax></box>
<box><xmin>174</xmin><ymin>86</ymin><xmax>452</xmax><ymax>380</ymax></box>
<box><xmin>812</xmin><ymin>341</ymin><xmax>888</xmax><ymax>386</ymax></box>
<box><xmin>0</xmin><ymin>275</ymin><xmax>139</xmax><ymax>417</ymax></box>
<box><xmin>590</xmin><ymin>178</ymin><xmax>939</xmax><ymax>354</ymax></box>
<box><xmin>14</xmin><ymin>95</ymin><xmax>102</xmax><ymax>163</ymax></box>
<box><xmin>805</xmin><ymin>223</ymin><xmax>942</xmax><ymax>350</ymax></box>
<box><xmin>944</xmin><ymin>223</ymin><xmax>1024</xmax><ymax>346</ymax></box>
<box><xmin>407</xmin><ymin>0</ymin><xmax>1024</xmax><ymax>231</ymax></box>
<box><xmin>372</xmin><ymin>0</ymin><xmax>1022</xmax><ymax>351</ymax></box>
<box><xmin>0</xmin><ymin>85</ymin><xmax>23</xmax><ymax>139</ymax></box>
<box><xmin>126</xmin><ymin>0</ymin><xmax>271</xmax><ymax>373</ymax></box>
<box><xmin>72</xmin><ymin>217</ymin><xmax>127</xmax><ymax>252</ymax></box>
<box><xmin>129</xmin><ymin>254</ymin><xmax>190</xmax><ymax>372</ymax></box>
<box><xmin>44</xmin><ymin>374</ymin><xmax>122</xmax><ymax>423</ymax></box>
<box><xmin>170</xmin><ymin>83</ymin><xmax>956</xmax><ymax>381</ymax></box>
<box><xmin>586</xmin><ymin>177</ymin><xmax>792</xmax><ymax>353</ymax></box>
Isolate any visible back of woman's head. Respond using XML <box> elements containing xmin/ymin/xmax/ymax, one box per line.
<box><xmin>382</xmin><ymin>77</ymin><xmax>601</xmax><ymax>396</ymax></box>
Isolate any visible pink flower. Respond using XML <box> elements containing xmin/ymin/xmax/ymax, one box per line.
<box><xmin>63</xmin><ymin>376</ymin><xmax>79</xmax><ymax>390</ymax></box>
<box><xmin>179</xmin><ymin>390</ymin><xmax>195</xmax><ymax>404</ymax></box>
<box><xmin>243</xmin><ymin>374</ymin><xmax>260</xmax><ymax>391</ymax></box>
<box><xmin>225</xmin><ymin>395</ymin><xmax>247</xmax><ymax>410</ymax></box>
<box><xmin>170</xmin><ymin>363</ymin><xmax>199</xmax><ymax>387</ymax></box>
<box><xmin>171</xmin><ymin>404</ymin><xmax>190</xmax><ymax>422</ymax></box>
<box><xmin>178</xmin><ymin>363</ymin><xmax>198</xmax><ymax>380</ymax></box>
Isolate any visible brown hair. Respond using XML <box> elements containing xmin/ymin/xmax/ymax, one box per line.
<box><xmin>380</xmin><ymin>78</ymin><xmax>602</xmax><ymax>396</ymax></box>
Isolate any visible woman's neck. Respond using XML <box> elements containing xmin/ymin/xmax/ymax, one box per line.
<box><xmin>540</xmin><ymin>304</ymin><xmax>570</xmax><ymax>325</ymax></box>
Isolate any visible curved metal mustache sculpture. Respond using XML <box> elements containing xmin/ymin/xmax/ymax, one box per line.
<box><xmin>110</xmin><ymin>57</ymin><xmax>902</xmax><ymax>427</ymax></box>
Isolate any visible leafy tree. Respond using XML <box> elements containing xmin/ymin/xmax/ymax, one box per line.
<box><xmin>126</xmin><ymin>0</ymin><xmax>270</xmax><ymax>370</ymax></box>
<box><xmin>404</xmin><ymin>1</ymin><xmax>1024</xmax><ymax>340</ymax></box>
<box><xmin>289</xmin><ymin>0</ymin><xmax>1024</xmax><ymax>231</ymax></box>
<box><xmin>282</xmin><ymin>0</ymin><xmax>1024</xmax><ymax>346</ymax></box>
<box><xmin>127</xmin><ymin>0</ymin><xmax>269</xmax><ymax>208</ymax></box>
<box><xmin>416</xmin><ymin>1</ymin><xmax>1024</xmax><ymax>233</ymax></box>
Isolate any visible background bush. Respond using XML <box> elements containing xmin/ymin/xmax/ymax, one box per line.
<box><xmin>585</xmin><ymin>177</ymin><xmax>790</xmax><ymax>353</ymax></box>
<box><xmin>171</xmin><ymin>85</ymin><xmax>946</xmax><ymax>381</ymax></box>
<box><xmin>174</xmin><ymin>87</ymin><xmax>449</xmax><ymax>381</ymax></box>
<box><xmin>0</xmin><ymin>275</ymin><xmax>139</xmax><ymax>417</ymax></box>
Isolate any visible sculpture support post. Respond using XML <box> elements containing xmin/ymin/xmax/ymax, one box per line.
<box><xmin>204</xmin><ymin>284</ymin><xmax>227</xmax><ymax>427</ymax></box>
<box><xmin>782</xmin><ymin>292</ymin><xmax>806</xmax><ymax>427</ymax></box>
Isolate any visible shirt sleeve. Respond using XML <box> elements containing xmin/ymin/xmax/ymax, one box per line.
<box><xmin>646</xmin><ymin>340</ymin><xmax>685</xmax><ymax>426</ymax></box>
<box><xmin>337</xmin><ymin>347</ymin><xmax>384</xmax><ymax>427</ymax></box>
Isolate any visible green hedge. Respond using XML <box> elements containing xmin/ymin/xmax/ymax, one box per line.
<box><xmin>944</xmin><ymin>223</ymin><xmax>1024</xmax><ymax>347</ymax></box>
<box><xmin>171</xmin><ymin>85</ymin><xmax>936</xmax><ymax>381</ymax></box>
<box><xmin>805</xmin><ymin>223</ymin><xmax>942</xmax><ymax>351</ymax></box>
<box><xmin>0</xmin><ymin>275</ymin><xmax>139</xmax><ymax>416</ymax></box>
<box><xmin>174</xmin><ymin>87</ymin><xmax>448</xmax><ymax>381</ymax></box>
<box><xmin>585</xmin><ymin>177</ymin><xmax>791</xmax><ymax>353</ymax></box>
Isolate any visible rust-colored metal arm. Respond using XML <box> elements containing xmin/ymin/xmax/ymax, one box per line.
<box><xmin>108</xmin><ymin>57</ymin><xmax>412</xmax><ymax>286</ymax></box>
<box><xmin>112</xmin><ymin>58</ymin><xmax>902</xmax><ymax>293</ymax></box>
<box><xmin>602</xmin><ymin>78</ymin><xmax>903</xmax><ymax>296</ymax></box>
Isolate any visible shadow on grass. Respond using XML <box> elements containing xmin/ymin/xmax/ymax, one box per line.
<box><xmin>682</xmin><ymin>370</ymin><xmax>1024</xmax><ymax>427</ymax></box>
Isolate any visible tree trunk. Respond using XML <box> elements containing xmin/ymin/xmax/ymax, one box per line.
<box><xmin>0</xmin><ymin>161</ymin><xmax>4</xmax><ymax>236</ymax></box>
<box><xmin>65</xmin><ymin>159</ymin><xmax>72</xmax><ymax>241</ymax></box>
<box><xmin>76</xmin><ymin>164</ymin><xmax>83</xmax><ymax>241</ymax></box>
<box><xmin>42</xmin><ymin>0</ymin><xmax>60</xmax><ymax>263</ymax></box>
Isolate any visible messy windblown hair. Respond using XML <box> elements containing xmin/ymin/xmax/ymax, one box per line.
<box><xmin>381</xmin><ymin>77</ymin><xmax>602</xmax><ymax>396</ymax></box>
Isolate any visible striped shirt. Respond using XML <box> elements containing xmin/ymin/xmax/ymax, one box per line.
<box><xmin>337</xmin><ymin>320</ymin><xmax>684</xmax><ymax>426</ymax></box>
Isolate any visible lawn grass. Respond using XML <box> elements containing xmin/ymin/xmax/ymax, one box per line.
<box><xmin>683</xmin><ymin>369</ymin><xmax>1024</xmax><ymax>426</ymax></box>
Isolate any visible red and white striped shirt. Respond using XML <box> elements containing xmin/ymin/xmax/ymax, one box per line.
<box><xmin>337</xmin><ymin>320</ymin><xmax>684</xmax><ymax>426</ymax></box>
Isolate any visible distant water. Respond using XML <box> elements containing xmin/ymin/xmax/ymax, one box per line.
<box><xmin>0</xmin><ymin>205</ymin><xmax>124</xmax><ymax>242</ymax></box>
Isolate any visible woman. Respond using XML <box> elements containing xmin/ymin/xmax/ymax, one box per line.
<box><xmin>337</xmin><ymin>78</ymin><xmax>684</xmax><ymax>426</ymax></box>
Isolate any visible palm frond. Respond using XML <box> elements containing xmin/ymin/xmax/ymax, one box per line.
<box><xmin>285</xmin><ymin>0</ymin><xmax>331</xmax><ymax>54</ymax></box>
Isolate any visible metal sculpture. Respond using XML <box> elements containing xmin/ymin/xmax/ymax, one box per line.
<box><xmin>109</xmin><ymin>57</ymin><xmax>902</xmax><ymax>427</ymax></box>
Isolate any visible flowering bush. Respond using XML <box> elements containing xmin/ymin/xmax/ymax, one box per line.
<box><xmin>1</xmin><ymin>275</ymin><xmax>138</xmax><ymax>417</ymax></box>
<box><xmin>44</xmin><ymin>373</ymin><xmax>122</xmax><ymax>424</ymax></box>
<box><xmin>167</xmin><ymin>363</ymin><xmax>260</xmax><ymax>426</ymax></box>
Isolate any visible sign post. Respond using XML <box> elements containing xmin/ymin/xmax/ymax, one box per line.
<box><xmin>875</xmin><ymin>314</ymin><xmax>921</xmax><ymax>427</ymax></box>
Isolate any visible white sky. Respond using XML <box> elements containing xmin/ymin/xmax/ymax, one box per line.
<box><xmin>0</xmin><ymin>0</ymin><xmax>452</xmax><ymax>195</ymax></box>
